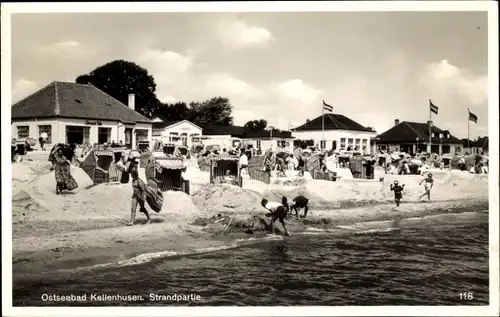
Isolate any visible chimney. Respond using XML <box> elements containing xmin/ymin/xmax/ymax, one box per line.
<box><xmin>394</xmin><ymin>119</ymin><xmax>400</xmax><ymax>126</ymax></box>
<box><xmin>128</xmin><ymin>94</ymin><xmax>135</xmax><ymax>111</ymax></box>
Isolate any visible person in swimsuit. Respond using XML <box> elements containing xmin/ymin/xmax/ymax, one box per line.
<box><xmin>289</xmin><ymin>195</ymin><xmax>310</xmax><ymax>218</ymax></box>
<box><xmin>418</xmin><ymin>173</ymin><xmax>434</xmax><ymax>201</ymax></box>
<box><xmin>127</xmin><ymin>164</ymin><xmax>152</xmax><ymax>226</ymax></box>
<box><xmin>390</xmin><ymin>180</ymin><xmax>405</xmax><ymax>207</ymax></box>
<box><xmin>261</xmin><ymin>198</ymin><xmax>290</xmax><ymax>236</ymax></box>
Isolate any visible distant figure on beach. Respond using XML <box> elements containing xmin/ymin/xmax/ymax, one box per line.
<box><xmin>289</xmin><ymin>195</ymin><xmax>310</xmax><ymax>218</ymax></box>
<box><xmin>276</xmin><ymin>156</ymin><xmax>287</xmax><ymax>177</ymax></box>
<box><xmin>53</xmin><ymin>148</ymin><xmax>78</xmax><ymax>195</ymax></box>
<box><xmin>239</xmin><ymin>151</ymin><xmax>248</xmax><ymax>173</ymax></box>
<box><xmin>390</xmin><ymin>180</ymin><xmax>405</xmax><ymax>207</ymax></box>
<box><xmin>297</xmin><ymin>156</ymin><xmax>305</xmax><ymax>176</ymax></box>
<box><xmin>261</xmin><ymin>198</ymin><xmax>290</xmax><ymax>236</ymax></box>
<box><xmin>418</xmin><ymin>173</ymin><xmax>434</xmax><ymax>201</ymax></box>
<box><xmin>127</xmin><ymin>164</ymin><xmax>152</xmax><ymax>226</ymax></box>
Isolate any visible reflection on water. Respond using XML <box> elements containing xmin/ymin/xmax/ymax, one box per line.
<box><xmin>13</xmin><ymin>211</ymin><xmax>489</xmax><ymax>306</ymax></box>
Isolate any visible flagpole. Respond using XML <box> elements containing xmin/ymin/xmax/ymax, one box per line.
<box><xmin>429</xmin><ymin>99</ymin><xmax>432</xmax><ymax>154</ymax></box>
<box><xmin>467</xmin><ymin>108</ymin><xmax>470</xmax><ymax>151</ymax></box>
<box><xmin>322</xmin><ymin>102</ymin><xmax>325</xmax><ymax>149</ymax></box>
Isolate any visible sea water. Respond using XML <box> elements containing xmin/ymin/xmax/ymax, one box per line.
<box><xmin>13</xmin><ymin>209</ymin><xmax>489</xmax><ymax>306</ymax></box>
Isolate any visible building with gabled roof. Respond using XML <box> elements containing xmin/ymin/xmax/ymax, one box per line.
<box><xmin>11</xmin><ymin>81</ymin><xmax>152</xmax><ymax>149</ymax></box>
<box><xmin>291</xmin><ymin>113</ymin><xmax>377</xmax><ymax>153</ymax></box>
<box><xmin>376</xmin><ymin>119</ymin><xmax>463</xmax><ymax>155</ymax></box>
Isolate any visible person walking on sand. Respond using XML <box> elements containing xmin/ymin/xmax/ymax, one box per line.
<box><xmin>390</xmin><ymin>180</ymin><xmax>405</xmax><ymax>207</ymax></box>
<box><xmin>239</xmin><ymin>151</ymin><xmax>248</xmax><ymax>174</ymax></box>
<box><xmin>261</xmin><ymin>198</ymin><xmax>290</xmax><ymax>236</ymax></box>
<box><xmin>418</xmin><ymin>173</ymin><xmax>434</xmax><ymax>201</ymax></box>
<box><xmin>289</xmin><ymin>195</ymin><xmax>310</xmax><ymax>218</ymax></box>
<box><xmin>53</xmin><ymin>148</ymin><xmax>78</xmax><ymax>195</ymax></box>
<box><xmin>127</xmin><ymin>164</ymin><xmax>152</xmax><ymax>226</ymax></box>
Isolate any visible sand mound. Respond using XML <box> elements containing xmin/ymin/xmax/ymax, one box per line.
<box><xmin>192</xmin><ymin>183</ymin><xmax>264</xmax><ymax>213</ymax></box>
<box><xmin>12</xmin><ymin>164</ymin><xmax>35</xmax><ymax>183</ymax></box>
<box><xmin>34</xmin><ymin>166</ymin><xmax>94</xmax><ymax>194</ymax></box>
<box><xmin>162</xmin><ymin>191</ymin><xmax>200</xmax><ymax>217</ymax></box>
<box><xmin>76</xmin><ymin>183</ymin><xmax>200</xmax><ymax>218</ymax></box>
<box><xmin>270</xmin><ymin>178</ymin><xmax>308</xmax><ymax>187</ymax></box>
<box><xmin>12</xmin><ymin>190</ymin><xmax>51</xmax><ymax>224</ymax></box>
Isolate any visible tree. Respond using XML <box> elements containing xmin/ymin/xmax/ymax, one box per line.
<box><xmin>244</xmin><ymin>119</ymin><xmax>268</xmax><ymax>132</ymax></box>
<box><xmin>185</xmin><ymin>97</ymin><xmax>233</xmax><ymax>126</ymax></box>
<box><xmin>156</xmin><ymin>102</ymin><xmax>189</xmax><ymax>122</ymax></box>
<box><xmin>75</xmin><ymin>60</ymin><xmax>160</xmax><ymax>118</ymax></box>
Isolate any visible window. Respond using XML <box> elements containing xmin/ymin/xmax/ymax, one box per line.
<box><xmin>439</xmin><ymin>133</ymin><xmax>443</xmax><ymax>139</ymax></box>
<box><xmin>169</xmin><ymin>132</ymin><xmax>180</xmax><ymax>142</ymax></box>
<box><xmin>38</xmin><ymin>125</ymin><xmax>52</xmax><ymax>144</ymax></box>
<box><xmin>98</xmin><ymin>127</ymin><xmax>111</xmax><ymax>144</ymax></box>
<box><xmin>431</xmin><ymin>132</ymin><xmax>435</xmax><ymax>138</ymax></box>
<box><xmin>362</xmin><ymin>139</ymin><xmax>368</xmax><ymax>151</ymax></box>
<box><xmin>66</xmin><ymin>126</ymin><xmax>90</xmax><ymax>145</ymax></box>
<box><xmin>256</xmin><ymin>140</ymin><xmax>261</xmax><ymax>148</ymax></box>
<box><xmin>191</xmin><ymin>133</ymin><xmax>201</xmax><ymax>143</ymax></box>
<box><xmin>332</xmin><ymin>140</ymin><xmax>337</xmax><ymax>150</ymax></box>
<box><xmin>340</xmin><ymin>138</ymin><xmax>346</xmax><ymax>150</ymax></box>
<box><xmin>320</xmin><ymin>140</ymin><xmax>326</xmax><ymax>149</ymax></box>
<box><xmin>447</xmin><ymin>134</ymin><xmax>450</xmax><ymax>139</ymax></box>
<box><xmin>17</xmin><ymin>126</ymin><xmax>29</xmax><ymax>139</ymax></box>
<box><xmin>348</xmin><ymin>138</ymin><xmax>354</xmax><ymax>145</ymax></box>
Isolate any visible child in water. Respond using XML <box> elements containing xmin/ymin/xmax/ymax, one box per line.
<box><xmin>418</xmin><ymin>172</ymin><xmax>434</xmax><ymax>201</ymax></box>
<box><xmin>390</xmin><ymin>180</ymin><xmax>405</xmax><ymax>207</ymax></box>
<box><xmin>261</xmin><ymin>198</ymin><xmax>290</xmax><ymax>236</ymax></box>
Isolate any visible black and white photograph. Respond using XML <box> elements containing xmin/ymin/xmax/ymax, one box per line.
<box><xmin>2</xmin><ymin>2</ymin><xmax>499</xmax><ymax>316</ymax></box>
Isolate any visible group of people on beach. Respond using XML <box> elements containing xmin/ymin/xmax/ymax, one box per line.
<box><xmin>260</xmin><ymin>195</ymin><xmax>311</xmax><ymax>236</ymax></box>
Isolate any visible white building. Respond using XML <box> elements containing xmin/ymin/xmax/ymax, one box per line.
<box><xmin>11</xmin><ymin>81</ymin><xmax>153</xmax><ymax>149</ymax></box>
<box><xmin>152</xmin><ymin>119</ymin><xmax>203</xmax><ymax>148</ymax></box>
<box><xmin>291</xmin><ymin>113</ymin><xmax>377</xmax><ymax>153</ymax></box>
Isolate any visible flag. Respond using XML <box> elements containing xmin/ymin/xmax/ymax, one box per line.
<box><xmin>429</xmin><ymin>100</ymin><xmax>439</xmax><ymax>115</ymax></box>
<box><xmin>468</xmin><ymin>110</ymin><xmax>478</xmax><ymax>124</ymax></box>
<box><xmin>323</xmin><ymin>100</ymin><xmax>333</xmax><ymax>112</ymax></box>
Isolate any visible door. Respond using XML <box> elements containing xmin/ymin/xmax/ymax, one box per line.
<box><xmin>125</xmin><ymin>128</ymin><xmax>132</xmax><ymax>148</ymax></box>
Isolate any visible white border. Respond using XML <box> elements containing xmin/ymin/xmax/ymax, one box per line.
<box><xmin>2</xmin><ymin>2</ymin><xmax>498</xmax><ymax>317</ymax></box>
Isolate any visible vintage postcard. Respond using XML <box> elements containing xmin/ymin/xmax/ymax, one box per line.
<box><xmin>1</xmin><ymin>1</ymin><xmax>498</xmax><ymax>316</ymax></box>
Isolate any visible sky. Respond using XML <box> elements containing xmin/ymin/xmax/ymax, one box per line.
<box><xmin>10</xmin><ymin>11</ymin><xmax>489</xmax><ymax>138</ymax></box>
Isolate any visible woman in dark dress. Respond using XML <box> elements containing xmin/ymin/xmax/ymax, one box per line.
<box><xmin>54</xmin><ymin>149</ymin><xmax>78</xmax><ymax>195</ymax></box>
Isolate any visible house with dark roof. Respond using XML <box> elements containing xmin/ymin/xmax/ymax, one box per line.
<box><xmin>376</xmin><ymin>119</ymin><xmax>463</xmax><ymax>155</ymax></box>
<box><xmin>459</xmin><ymin>137</ymin><xmax>489</xmax><ymax>155</ymax></box>
<box><xmin>11</xmin><ymin>81</ymin><xmax>153</xmax><ymax>149</ymax></box>
<box><xmin>291</xmin><ymin>113</ymin><xmax>377</xmax><ymax>153</ymax></box>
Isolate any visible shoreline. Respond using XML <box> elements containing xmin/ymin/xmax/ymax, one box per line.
<box><xmin>13</xmin><ymin>198</ymin><xmax>488</xmax><ymax>277</ymax></box>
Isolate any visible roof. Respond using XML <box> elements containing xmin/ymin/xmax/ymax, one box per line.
<box><xmin>377</xmin><ymin>121</ymin><xmax>462</xmax><ymax>144</ymax></box>
<box><xmin>11</xmin><ymin>81</ymin><xmax>152</xmax><ymax>124</ymax></box>
<box><xmin>292</xmin><ymin>114</ymin><xmax>375</xmax><ymax>132</ymax></box>
<box><xmin>152</xmin><ymin>121</ymin><xmax>181</xmax><ymax>130</ymax></box>
<box><xmin>242</xmin><ymin>130</ymin><xmax>293</xmax><ymax>139</ymax></box>
<box><xmin>152</xmin><ymin>120</ymin><xmax>202</xmax><ymax>131</ymax></box>
<box><xmin>460</xmin><ymin>137</ymin><xmax>488</xmax><ymax>149</ymax></box>
<box><xmin>199</xmin><ymin>124</ymin><xmax>246</xmax><ymax>137</ymax></box>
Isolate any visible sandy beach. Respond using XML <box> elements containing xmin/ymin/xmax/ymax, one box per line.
<box><xmin>11</xmin><ymin>152</ymin><xmax>489</xmax><ymax>276</ymax></box>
